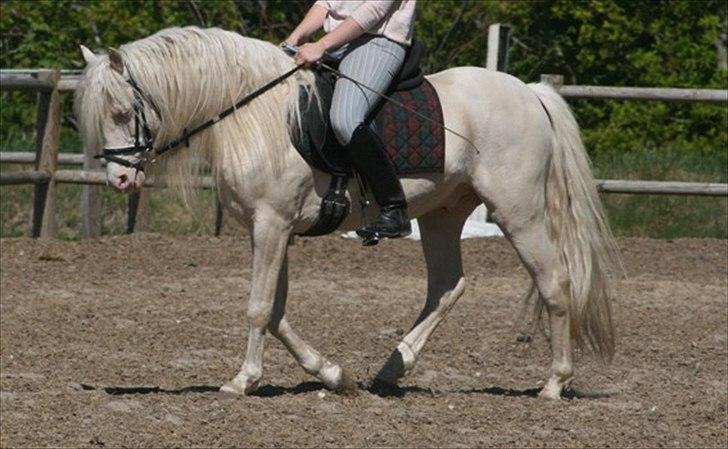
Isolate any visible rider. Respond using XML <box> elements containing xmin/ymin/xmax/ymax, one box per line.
<box><xmin>284</xmin><ymin>0</ymin><xmax>416</xmax><ymax>241</ymax></box>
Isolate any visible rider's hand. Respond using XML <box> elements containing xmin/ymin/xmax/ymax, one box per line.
<box><xmin>294</xmin><ymin>41</ymin><xmax>326</xmax><ymax>66</ymax></box>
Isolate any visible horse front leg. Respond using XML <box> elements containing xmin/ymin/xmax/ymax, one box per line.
<box><xmin>220</xmin><ymin>215</ymin><xmax>291</xmax><ymax>395</ymax></box>
<box><xmin>267</xmin><ymin>254</ymin><xmax>357</xmax><ymax>393</ymax></box>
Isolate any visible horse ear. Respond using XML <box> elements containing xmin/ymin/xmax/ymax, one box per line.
<box><xmin>80</xmin><ymin>45</ymin><xmax>99</xmax><ymax>65</ymax></box>
<box><xmin>108</xmin><ymin>47</ymin><xmax>124</xmax><ymax>74</ymax></box>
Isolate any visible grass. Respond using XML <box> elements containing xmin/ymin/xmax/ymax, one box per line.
<box><xmin>592</xmin><ymin>149</ymin><xmax>727</xmax><ymax>239</ymax></box>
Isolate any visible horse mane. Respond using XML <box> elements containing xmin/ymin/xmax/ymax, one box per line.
<box><xmin>75</xmin><ymin>26</ymin><xmax>317</xmax><ymax>203</ymax></box>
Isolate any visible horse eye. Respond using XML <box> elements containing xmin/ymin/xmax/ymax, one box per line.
<box><xmin>112</xmin><ymin>110</ymin><xmax>132</xmax><ymax>125</ymax></box>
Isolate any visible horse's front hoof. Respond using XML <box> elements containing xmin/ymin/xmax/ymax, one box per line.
<box><xmin>219</xmin><ymin>383</ymin><xmax>244</xmax><ymax>395</ymax></box>
<box><xmin>368</xmin><ymin>378</ymin><xmax>403</xmax><ymax>397</ymax></box>
<box><xmin>333</xmin><ymin>369</ymin><xmax>359</xmax><ymax>396</ymax></box>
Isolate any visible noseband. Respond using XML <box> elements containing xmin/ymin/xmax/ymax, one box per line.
<box><xmin>95</xmin><ymin>63</ymin><xmax>303</xmax><ymax>172</ymax></box>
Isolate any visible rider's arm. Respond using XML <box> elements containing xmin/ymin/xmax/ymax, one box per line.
<box><xmin>318</xmin><ymin>17</ymin><xmax>365</xmax><ymax>51</ymax></box>
<box><xmin>348</xmin><ymin>0</ymin><xmax>396</xmax><ymax>33</ymax></box>
<box><xmin>318</xmin><ymin>0</ymin><xmax>396</xmax><ymax>51</ymax></box>
<box><xmin>284</xmin><ymin>3</ymin><xmax>328</xmax><ymax>46</ymax></box>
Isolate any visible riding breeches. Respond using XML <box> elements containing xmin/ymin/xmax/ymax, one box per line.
<box><xmin>329</xmin><ymin>35</ymin><xmax>407</xmax><ymax>146</ymax></box>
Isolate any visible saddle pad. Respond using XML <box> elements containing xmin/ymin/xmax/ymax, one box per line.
<box><xmin>372</xmin><ymin>79</ymin><xmax>445</xmax><ymax>174</ymax></box>
<box><xmin>294</xmin><ymin>75</ymin><xmax>445</xmax><ymax>177</ymax></box>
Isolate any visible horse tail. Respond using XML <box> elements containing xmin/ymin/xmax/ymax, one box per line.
<box><xmin>528</xmin><ymin>82</ymin><xmax>621</xmax><ymax>361</ymax></box>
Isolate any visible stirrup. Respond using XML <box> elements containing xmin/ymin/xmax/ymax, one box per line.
<box><xmin>357</xmin><ymin>229</ymin><xmax>381</xmax><ymax>247</ymax></box>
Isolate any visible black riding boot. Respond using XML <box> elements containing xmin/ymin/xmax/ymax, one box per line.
<box><xmin>345</xmin><ymin>124</ymin><xmax>411</xmax><ymax>245</ymax></box>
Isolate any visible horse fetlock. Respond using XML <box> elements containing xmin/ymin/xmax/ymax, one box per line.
<box><xmin>397</xmin><ymin>341</ymin><xmax>417</xmax><ymax>372</ymax></box>
<box><xmin>299</xmin><ymin>352</ymin><xmax>325</xmax><ymax>375</ymax></box>
<box><xmin>551</xmin><ymin>360</ymin><xmax>574</xmax><ymax>380</ymax></box>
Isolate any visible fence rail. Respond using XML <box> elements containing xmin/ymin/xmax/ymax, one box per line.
<box><xmin>4</xmin><ymin>150</ymin><xmax>726</xmax><ymax>196</ymax></box>
<box><xmin>1</xmin><ymin>62</ymin><xmax>727</xmax><ymax>238</ymax></box>
<box><xmin>539</xmin><ymin>74</ymin><xmax>728</xmax><ymax>103</ymax></box>
<box><xmin>1</xmin><ymin>151</ymin><xmax>87</xmax><ymax>165</ymax></box>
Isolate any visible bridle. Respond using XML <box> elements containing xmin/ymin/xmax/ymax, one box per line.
<box><xmin>95</xmin><ymin>72</ymin><xmax>157</xmax><ymax>171</ymax></box>
<box><xmin>95</xmin><ymin>63</ymin><xmax>303</xmax><ymax>171</ymax></box>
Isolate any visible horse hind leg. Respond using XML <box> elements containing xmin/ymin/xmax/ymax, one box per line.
<box><xmin>489</xmin><ymin>199</ymin><xmax>574</xmax><ymax>400</ymax></box>
<box><xmin>372</xmin><ymin>194</ymin><xmax>478</xmax><ymax>389</ymax></box>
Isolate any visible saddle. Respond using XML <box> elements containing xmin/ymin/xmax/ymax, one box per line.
<box><xmin>292</xmin><ymin>40</ymin><xmax>445</xmax><ymax>236</ymax></box>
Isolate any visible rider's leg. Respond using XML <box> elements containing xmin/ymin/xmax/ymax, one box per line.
<box><xmin>329</xmin><ymin>36</ymin><xmax>411</xmax><ymax>241</ymax></box>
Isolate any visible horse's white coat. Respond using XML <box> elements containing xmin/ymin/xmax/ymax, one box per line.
<box><xmin>76</xmin><ymin>27</ymin><xmax>619</xmax><ymax>399</ymax></box>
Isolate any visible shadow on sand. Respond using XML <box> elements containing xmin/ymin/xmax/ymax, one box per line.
<box><xmin>78</xmin><ymin>381</ymin><xmax>611</xmax><ymax>400</ymax></box>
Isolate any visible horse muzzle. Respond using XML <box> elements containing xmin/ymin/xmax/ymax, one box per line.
<box><xmin>107</xmin><ymin>160</ymin><xmax>146</xmax><ymax>193</ymax></box>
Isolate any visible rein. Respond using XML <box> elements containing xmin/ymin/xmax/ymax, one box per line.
<box><xmin>96</xmin><ymin>64</ymin><xmax>303</xmax><ymax>170</ymax></box>
<box><xmin>97</xmin><ymin>43</ymin><xmax>478</xmax><ymax>171</ymax></box>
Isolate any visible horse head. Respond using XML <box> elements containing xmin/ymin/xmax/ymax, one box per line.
<box><xmin>77</xmin><ymin>45</ymin><xmax>158</xmax><ymax>192</ymax></box>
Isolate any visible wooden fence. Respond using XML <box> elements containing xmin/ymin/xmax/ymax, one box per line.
<box><xmin>1</xmin><ymin>61</ymin><xmax>727</xmax><ymax>238</ymax></box>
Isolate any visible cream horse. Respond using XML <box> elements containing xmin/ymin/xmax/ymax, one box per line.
<box><xmin>75</xmin><ymin>26</ymin><xmax>619</xmax><ymax>400</ymax></box>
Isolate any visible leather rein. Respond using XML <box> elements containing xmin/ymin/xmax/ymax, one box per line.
<box><xmin>95</xmin><ymin>63</ymin><xmax>303</xmax><ymax>171</ymax></box>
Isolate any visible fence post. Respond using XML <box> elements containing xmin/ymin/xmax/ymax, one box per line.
<box><xmin>486</xmin><ymin>23</ymin><xmax>511</xmax><ymax>72</ymax></box>
<box><xmin>80</xmin><ymin>64</ymin><xmax>101</xmax><ymax>238</ymax></box>
<box><xmin>82</xmin><ymin>132</ymin><xmax>102</xmax><ymax>238</ymax></box>
<box><xmin>31</xmin><ymin>70</ymin><xmax>60</xmax><ymax>238</ymax></box>
<box><xmin>214</xmin><ymin>196</ymin><xmax>224</xmax><ymax>236</ymax></box>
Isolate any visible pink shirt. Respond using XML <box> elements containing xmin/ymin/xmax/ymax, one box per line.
<box><xmin>314</xmin><ymin>0</ymin><xmax>416</xmax><ymax>45</ymax></box>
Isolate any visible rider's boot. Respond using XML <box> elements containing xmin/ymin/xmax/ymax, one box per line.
<box><xmin>345</xmin><ymin>124</ymin><xmax>411</xmax><ymax>246</ymax></box>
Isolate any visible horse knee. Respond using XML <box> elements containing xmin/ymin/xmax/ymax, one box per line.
<box><xmin>247</xmin><ymin>305</ymin><xmax>272</xmax><ymax>329</ymax></box>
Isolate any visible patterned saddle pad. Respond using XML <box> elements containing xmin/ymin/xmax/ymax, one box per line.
<box><xmin>293</xmin><ymin>70</ymin><xmax>445</xmax><ymax>177</ymax></box>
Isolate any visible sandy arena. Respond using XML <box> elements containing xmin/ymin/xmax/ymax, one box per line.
<box><xmin>0</xmin><ymin>233</ymin><xmax>726</xmax><ymax>447</ymax></box>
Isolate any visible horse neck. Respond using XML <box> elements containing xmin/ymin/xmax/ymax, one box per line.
<box><xmin>125</xmin><ymin>30</ymin><xmax>305</xmax><ymax>196</ymax></box>
<box><xmin>125</xmin><ymin>31</ymin><xmax>295</xmax><ymax>150</ymax></box>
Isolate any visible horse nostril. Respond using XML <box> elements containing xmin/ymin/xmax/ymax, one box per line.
<box><xmin>119</xmin><ymin>174</ymin><xmax>128</xmax><ymax>183</ymax></box>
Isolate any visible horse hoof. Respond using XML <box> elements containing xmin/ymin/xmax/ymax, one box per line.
<box><xmin>219</xmin><ymin>382</ymin><xmax>244</xmax><ymax>395</ymax></box>
<box><xmin>334</xmin><ymin>370</ymin><xmax>359</xmax><ymax>396</ymax></box>
<box><xmin>220</xmin><ymin>379</ymin><xmax>258</xmax><ymax>396</ymax></box>
<box><xmin>537</xmin><ymin>387</ymin><xmax>563</xmax><ymax>400</ymax></box>
<box><xmin>368</xmin><ymin>378</ymin><xmax>403</xmax><ymax>397</ymax></box>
